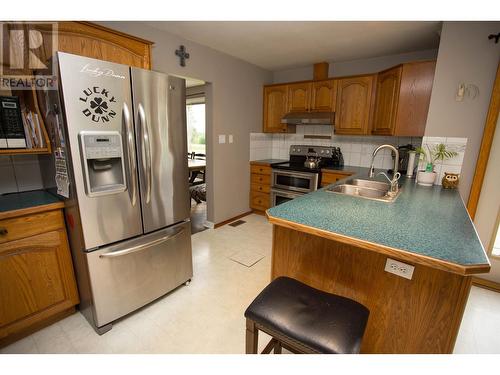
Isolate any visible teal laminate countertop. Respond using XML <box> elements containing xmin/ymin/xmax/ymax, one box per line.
<box><xmin>267</xmin><ymin>168</ymin><xmax>490</xmax><ymax>274</ymax></box>
<box><xmin>0</xmin><ymin>190</ymin><xmax>62</xmax><ymax>215</ymax></box>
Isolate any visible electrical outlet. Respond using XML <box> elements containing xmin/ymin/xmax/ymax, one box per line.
<box><xmin>384</xmin><ymin>258</ymin><xmax>414</xmax><ymax>280</ymax></box>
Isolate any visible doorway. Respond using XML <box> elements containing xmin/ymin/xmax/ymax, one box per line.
<box><xmin>471</xmin><ymin>63</ymin><xmax>500</xmax><ymax>285</ymax></box>
<box><xmin>185</xmin><ymin>78</ymin><xmax>208</xmax><ymax>234</ymax></box>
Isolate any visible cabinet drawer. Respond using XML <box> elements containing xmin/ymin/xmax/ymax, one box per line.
<box><xmin>250</xmin><ymin>191</ymin><xmax>270</xmax><ymax>211</ymax></box>
<box><xmin>251</xmin><ymin>173</ymin><xmax>271</xmax><ymax>185</ymax></box>
<box><xmin>250</xmin><ymin>165</ymin><xmax>271</xmax><ymax>175</ymax></box>
<box><xmin>321</xmin><ymin>172</ymin><xmax>352</xmax><ymax>187</ymax></box>
<box><xmin>251</xmin><ymin>183</ymin><xmax>270</xmax><ymax>193</ymax></box>
<box><xmin>0</xmin><ymin>210</ymin><xmax>64</xmax><ymax>244</ymax></box>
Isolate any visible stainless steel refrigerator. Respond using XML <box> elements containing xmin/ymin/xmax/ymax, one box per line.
<box><xmin>42</xmin><ymin>52</ymin><xmax>193</xmax><ymax>334</ymax></box>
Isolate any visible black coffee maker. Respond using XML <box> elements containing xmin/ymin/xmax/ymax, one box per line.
<box><xmin>388</xmin><ymin>144</ymin><xmax>416</xmax><ymax>175</ymax></box>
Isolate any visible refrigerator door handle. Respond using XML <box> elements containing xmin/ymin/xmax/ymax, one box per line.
<box><xmin>138</xmin><ymin>103</ymin><xmax>152</xmax><ymax>204</ymax></box>
<box><xmin>123</xmin><ymin>102</ymin><xmax>137</xmax><ymax>206</ymax></box>
<box><xmin>99</xmin><ymin>227</ymin><xmax>185</xmax><ymax>258</ymax></box>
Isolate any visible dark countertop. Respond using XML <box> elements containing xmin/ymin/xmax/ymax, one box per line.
<box><xmin>250</xmin><ymin>159</ymin><xmax>288</xmax><ymax>166</ymax></box>
<box><xmin>0</xmin><ymin>190</ymin><xmax>63</xmax><ymax>219</ymax></box>
<box><xmin>267</xmin><ymin>168</ymin><xmax>490</xmax><ymax>274</ymax></box>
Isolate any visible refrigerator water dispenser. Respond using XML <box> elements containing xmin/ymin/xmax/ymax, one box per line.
<box><xmin>79</xmin><ymin>131</ymin><xmax>127</xmax><ymax>197</ymax></box>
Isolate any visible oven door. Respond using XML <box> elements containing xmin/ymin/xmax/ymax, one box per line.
<box><xmin>271</xmin><ymin>188</ymin><xmax>304</xmax><ymax>207</ymax></box>
<box><xmin>272</xmin><ymin>169</ymin><xmax>319</xmax><ymax>193</ymax></box>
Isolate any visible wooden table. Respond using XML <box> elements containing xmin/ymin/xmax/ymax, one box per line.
<box><xmin>188</xmin><ymin>159</ymin><xmax>206</xmax><ymax>184</ymax></box>
<box><xmin>188</xmin><ymin>159</ymin><xmax>206</xmax><ymax>172</ymax></box>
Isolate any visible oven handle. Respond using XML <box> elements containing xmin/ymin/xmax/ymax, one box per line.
<box><xmin>271</xmin><ymin>189</ymin><xmax>304</xmax><ymax>199</ymax></box>
<box><xmin>271</xmin><ymin>169</ymin><xmax>318</xmax><ymax>178</ymax></box>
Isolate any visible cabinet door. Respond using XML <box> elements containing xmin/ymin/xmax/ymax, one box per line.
<box><xmin>288</xmin><ymin>82</ymin><xmax>312</xmax><ymax>112</ymax></box>
<box><xmin>0</xmin><ymin>230</ymin><xmax>79</xmax><ymax>334</ymax></box>
<box><xmin>311</xmin><ymin>80</ymin><xmax>337</xmax><ymax>112</ymax></box>
<box><xmin>263</xmin><ymin>85</ymin><xmax>288</xmax><ymax>133</ymax></box>
<box><xmin>335</xmin><ymin>76</ymin><xmax>374</xmax><ymax>135</ymax></box>
<box><xmin>372</xmin><ymin>66</ymin><xmax>402</xmax><ymax>135</ymax></box>
<box><xmin>394</xmin><ymin>61</ymin><xmax>436</xmax><ymax>137</ymax></box>
<box><xmin>33</xmin><ymin>21</ymin><xmax>152</xmax><ymax>69</ymax></box>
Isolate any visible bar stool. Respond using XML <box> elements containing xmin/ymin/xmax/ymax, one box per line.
<box><xmin>244</xmin><ymin>276</ymin><xmax>369</xmax><ymax>354</ymax></box>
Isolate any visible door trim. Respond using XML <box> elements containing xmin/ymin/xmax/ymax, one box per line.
<box><xmin>467</xmin><ymin>62</ymin><xmax>500</xmax><ymax>219</ymax></box>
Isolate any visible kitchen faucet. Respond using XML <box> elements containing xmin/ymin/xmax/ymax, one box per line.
<box><xmin>369</xmin><ymin>144</ymin><xmax>401</xmax><ymax>196</ymax></box>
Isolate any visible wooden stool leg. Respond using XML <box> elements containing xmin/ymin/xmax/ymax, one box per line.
<box><xmin>274</xmin><ymin>340</ymin><xmax>282</xmax><ymax>354</ymax></box>
<box><xmin>246</xmin><ymin>319</ymin><xmax>258</xmax><ymax>354</ymax></box>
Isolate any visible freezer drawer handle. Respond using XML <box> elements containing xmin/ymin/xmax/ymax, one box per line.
<box><xmin>123</xmin><ymin>102</ymin><xmax>137</xmax><ymax>206</ymax></box>
<box><xmin>138</xmin><ymin>103</ymin><xmax>152</xmax><ymax>204</ymax></box>
<box><xmin>99</xmin><ymin>228</ymin><xmax>185</xmax><ymax>258</ymax></box>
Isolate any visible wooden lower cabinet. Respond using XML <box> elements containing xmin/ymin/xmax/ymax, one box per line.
<box><xmin>0</xmin><ymin>207</ymin><xmax>79</xmax><ymax>347</ymax></box>
<box><xmin>320</xmin><ymin>170</ymin><xmax>353</xmax><ymax>187</ymax></box>
<box><xmin>250</xmin><ymin>162</ymin><xmax>272</xmax><ymax>212</ymax></box>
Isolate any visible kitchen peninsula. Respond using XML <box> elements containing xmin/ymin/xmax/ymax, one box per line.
<box><xmin>266</xmin><ymin>169</ymin><xmax>490</xmax><ymax>354</ymax></box>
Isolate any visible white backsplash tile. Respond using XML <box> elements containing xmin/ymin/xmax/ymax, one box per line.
<box><xmin>249</xmin><ymin>131</ymin><xmax>424</xmax><ymax>172</ymax></box>
<box><xmin>0</xmin><ymin>156</ymin><xmax>18</xmax><ymax>194</ymax></box>
<box><xmin>418</xmin><ymin>136</ymin><xmax>468</xmax><ymax>186</ymax></box>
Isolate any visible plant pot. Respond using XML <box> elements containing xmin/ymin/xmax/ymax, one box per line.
<box><xmin>417</xmin><ymin>171</ymin><xmax>437</xmax><ymax>186</ymax></box>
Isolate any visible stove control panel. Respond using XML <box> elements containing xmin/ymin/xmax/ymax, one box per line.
<box><xmin>289</xmin><ymin>145</ymin><xmax>344</xmax><ymax>167</ymax></box>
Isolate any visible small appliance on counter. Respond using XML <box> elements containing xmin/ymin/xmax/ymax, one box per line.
<box><xmin>388</xmin><ymin>144</ymin><xmax>417</xmax><ymax>176</ymax></box>
<box><xmin>271</xmin><ymin>145</ymin><xmax>343</xmax><ymax>206</ymax></box>
<box><xmin>0</xmin><ymin>96</ymin><xmax>27</xmax><ymax>149</ymax></box>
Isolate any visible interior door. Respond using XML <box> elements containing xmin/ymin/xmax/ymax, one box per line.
<box><xmin>57</xmin><ymin>52</ymin><xmax>142</xmax><ymax>249</ymax></box>
<box><xmin>131</xmin><ymin>69</ymin><xmax>190</xmax><ymax>233</ymax></box>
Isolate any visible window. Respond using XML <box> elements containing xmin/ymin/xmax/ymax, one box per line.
<box><xmin>186</xmin><ymin>98</ymin><xmax>205</xmax><ymax>155</ymax></box>
<box><xmin>492</xmin><ymin>210</ymin><xmax>500</xmax><ymax>256</ymax></box>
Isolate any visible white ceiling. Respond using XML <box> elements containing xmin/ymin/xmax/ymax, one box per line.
<box><xmin>145</xmin><ymin>21</ymin><xmax>442</xmax><ymax>71</ymax></box>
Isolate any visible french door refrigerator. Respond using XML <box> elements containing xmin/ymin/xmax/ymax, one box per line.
<box><xmin>45</xmin><ymin>52</ymin><xmax>192</xmax><ymax>334</ymax></box>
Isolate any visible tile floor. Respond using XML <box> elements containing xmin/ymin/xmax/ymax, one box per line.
<box><xmin>1</xmin><ymin>214</ymin><xmax>500</xmax><ymax>354</ymax></box>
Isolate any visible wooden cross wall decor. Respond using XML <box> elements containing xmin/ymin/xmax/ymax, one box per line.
<box><xmin>175</xmin><ymin>45</ymin><xmax>190</xmax><ymax>67</ymax></box>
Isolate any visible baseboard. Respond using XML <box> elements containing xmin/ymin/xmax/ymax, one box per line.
<box><xmin>472</xmin><ymin>277</ymin><xmax>500</xmax><ymax>293</ymax></box>
<box><xmin>214</xmin><ymin>211</ymin><xmax>253</xmax><ymax>228</ymax></box>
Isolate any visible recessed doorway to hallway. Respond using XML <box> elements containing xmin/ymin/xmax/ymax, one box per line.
<box><xmin>185</xmin><ymin>77</ymin><xmax>208</xmax><ymax>234</ymax></box>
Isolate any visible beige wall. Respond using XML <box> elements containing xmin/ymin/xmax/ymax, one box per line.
<box><xmin>474</xmin><ymin>116</ymin><xmax>500</xmax><ymax>283</ymax></box>
<box><xmin>272</xmin><ymin>49</ymin><xmax>438</xmax><ymax>83</ymax></box>
<box><xmin>424</xmin><ymin>21</ymin><xmax>500</xmax><ymax>201</ymax></box>
<box><xmin>98</xmin><ymin>22</ymin><xmax>273</xmax><ymax>224</ymax></box>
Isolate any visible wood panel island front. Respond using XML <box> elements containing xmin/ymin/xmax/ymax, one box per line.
<box><xmin>266</xmin><ymin>168</ymin><xmax>490</xmax><ymax>354</ymax></box>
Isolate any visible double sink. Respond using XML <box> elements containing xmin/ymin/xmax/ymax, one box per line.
<box><xmin>327</xmin><ymin>178</ymin><xmax>401</xmax><ymax>203</ymax></box>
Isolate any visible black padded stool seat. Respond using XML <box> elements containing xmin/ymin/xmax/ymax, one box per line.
<box><xmin>244</xmin><ymin>276</ymin><xmax>369</xmax><ymax>354</ymax></box>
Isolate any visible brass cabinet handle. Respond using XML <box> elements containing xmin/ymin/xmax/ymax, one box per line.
<box><xmin>0</xmin><ymin>227</ymin><xmax>8</xmax><ymax>235</ymax></box>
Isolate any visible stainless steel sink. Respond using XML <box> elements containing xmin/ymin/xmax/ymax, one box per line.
<box><xmin>346</xmin><ymin>179</ymin><xmax>390</xmax><ymax>191</ymax></box>
<box><xmin>326</xmin><ymin>178</ymin><xmax>401</xmax><ymax>202</ymax></box>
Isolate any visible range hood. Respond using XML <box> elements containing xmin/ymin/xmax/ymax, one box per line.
<box><xmin>281</xmin><ymin>111</ymin><xmax>335</xmax><ymax>125</ymax></box>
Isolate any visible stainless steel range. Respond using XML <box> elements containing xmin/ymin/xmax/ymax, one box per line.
<box><xmin>271</xmin><ymin>145</ymin><xmax>343</xmax><ymax>206</ymax></box>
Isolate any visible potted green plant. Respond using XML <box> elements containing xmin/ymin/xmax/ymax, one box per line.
<box><xmin>415</xmin><ymin>144</ymin><xmax>458</xmax><ymax>186</ymax></box>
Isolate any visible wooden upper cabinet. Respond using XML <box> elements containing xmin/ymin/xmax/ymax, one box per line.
<box><xmin>335</xmin><ymin>75</ymin><xmax>375</xmax><ymax>135</ymax></box>
<box><xmin>263</xmin><ymin>85</ymin><xmax>288</xmax><ymax>133</ymax></box>
<box><xmin>372</xmin><ymin>66</ymin><xmax>402</xmax><ymax>135</ymax></box>
<box><xmin>33</xmin><ymin>22</ymin><xmax>153</xmax><ymax>69</ymax></box>
<box><xmin>372</xmin><ymin>61</ymin><xmax>436</xmax><ymax>136</ymax></box>
<box><xmin>288</xmin><ymin>82</ymin><xmax>312</xmax><ymax>112</ymax></box>
<box><xmin>311</xmin><ymin>80</ymin><xmax>337</xmax><ymax>112</ymax></box>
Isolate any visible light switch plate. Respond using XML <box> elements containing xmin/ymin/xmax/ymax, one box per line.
<box><xmin>228</xmin><ymin>134</ymin><xmax>233</xmax><ymax>143</ymax></box>
<box><xmin>384</xmin><ymin>258</ymin><xmax>414</xmax><ymax>280</ymax></box>
<box><xmin>218</xmin><ymin>135</ymin><xmax>226</xmax><ymax>144</ymax></box>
